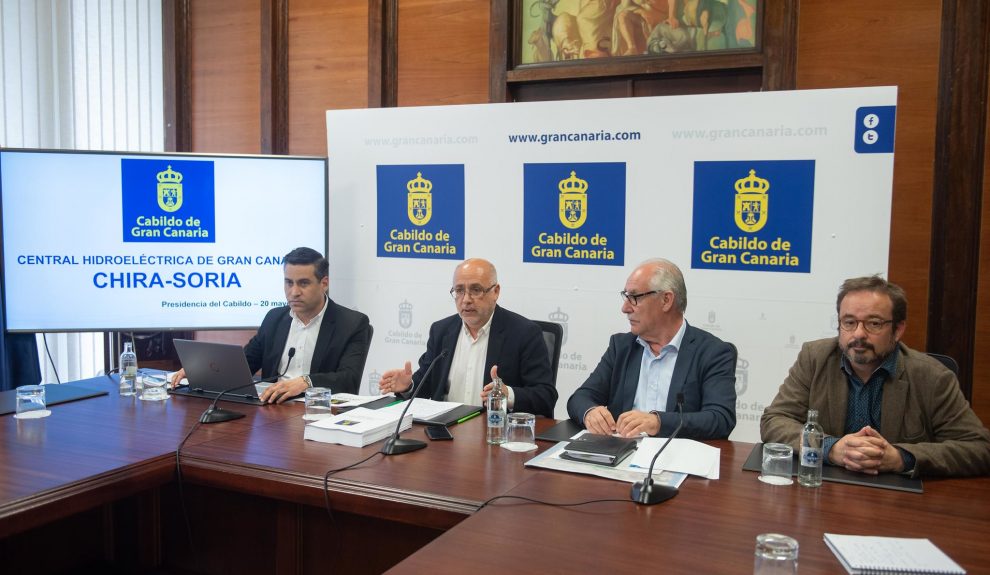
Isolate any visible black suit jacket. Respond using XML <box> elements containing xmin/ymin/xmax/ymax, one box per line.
<box><xmin>567</xmin><ymin>324</ymin><xmax>737</xmax><ymax>439</ymax></box>
<box><xmin>243</xmin><ymin>298</ymin><xmax>370</xmax><ymax>394</ymax></box>
<box><xmin>408</xmin><ymin>305</ymin><xmax>557</xmax><ymax>418</ymax></box>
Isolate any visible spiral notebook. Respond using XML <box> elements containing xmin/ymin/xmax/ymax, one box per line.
<box><xmin>824</xmin><ymin>533</ymin><xmax>965</xmax><ymax>574</ymax></box>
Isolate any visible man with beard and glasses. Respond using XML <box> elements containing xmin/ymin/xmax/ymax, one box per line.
<box><xmin>760</xmin><ymin>276</ymin><xmax>990</xmax><ymax>477</ymax></box>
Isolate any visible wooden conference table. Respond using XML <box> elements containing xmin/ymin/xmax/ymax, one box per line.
<box><xmin>1</xmin><ymin>377</ymin><xmax>988</xmax><ymax>574</ymax></box>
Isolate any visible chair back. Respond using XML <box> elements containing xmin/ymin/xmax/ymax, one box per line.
<box><xmin>533</xmin><ymin>320</ymin><xmax>563</xmax><ymax>387</ymax></box>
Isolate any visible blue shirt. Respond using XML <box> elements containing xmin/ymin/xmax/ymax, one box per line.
<box><xmin>632</xmin><ymin>319</ymin><xmax>687</xmax><ymax>413</ymax></box>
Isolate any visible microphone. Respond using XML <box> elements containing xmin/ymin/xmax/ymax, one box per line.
<box><xmin>630</xmin><ymin>393</ymin><xmax>685</xmax><ymax>505</ymax></box>
<box><xmin>381</xmin><ymin>349</ymin><xmax>448</xmax><ymax>456</ymax></box>
<box><xmin>200</xmin><ymin>347</ymin><xmax>295</xmax><ymax>424</ymax></box>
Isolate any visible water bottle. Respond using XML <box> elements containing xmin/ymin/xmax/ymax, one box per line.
<box><xmin>119</xmin><ymin>342</ymin><xmax>138</xmax><ymax>396</ymax></box>
<box><xmin>798</xmin><ymin>409</ymin><xmax>823</xmax><ymax>487</ymax></box>
<box><xmin>486</xmin><ymin>376</ymin><xmax>506</xmax><ymax>445</ymax></box>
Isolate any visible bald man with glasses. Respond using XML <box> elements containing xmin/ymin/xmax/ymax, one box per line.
<box><xmin>567</xmin><ymin>259</ymin><xmax>738</xmax><ymax>439</ymax></box>
<box><xmin>761</xmin><ymin>275</ymin><xmax>990</xmax><ymax>477</ymax></box>
<box><xmin>380</xmin><ymin>258</ymin><xmax>557</xmax><ymax>417</ymax></box>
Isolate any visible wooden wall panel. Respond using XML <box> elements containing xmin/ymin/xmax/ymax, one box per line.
<box><xmin>189</xmin><ymin>0</ymin><xmax>262</xmax><ymax>153</ymax></box>
<box><xmin>794</xmin><ymin>0</ymin><xmax>941</xmax><ymax>350</ymax></box>
<box><xmin>974</xmin><ymin>96</ymin><xmax>990</xmax><ymax>422</ymax></box>
<box><xmin>287</xmin><ymin>0</ymin><xmax>369</xmax><ymax>156</ymax></box>
<box><xmin>397</xmin><ymin>0</ymin><xmax>490</xmax><ymax>106</ymax></box>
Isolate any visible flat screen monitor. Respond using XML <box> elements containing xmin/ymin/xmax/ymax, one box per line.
<box><xmin>0</xmin><ymin>148</ymin><xmax>328</xmax><ymax>332</ymax></box>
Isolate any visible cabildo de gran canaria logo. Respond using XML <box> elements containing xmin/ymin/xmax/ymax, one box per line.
<box><xmin>407</xmin><ymin>172</ymin><xmax>432</xmax><ymax>226</ymax></box>
<box><xmin>377</xmin><ymin>164</ymin><xmax>464</xmax><ymax>260</ymax></box>
<box><xmin>559</xmin><ymin>171</ymin><xmax>587</xmax><ymax>229</ymax></box>
<box><xmin>734</xmin><ymin>169</ymin><xmax>768</xmax><ymax>232</ymax></box>
<box><xmin>691</xmin><ymin>160</ymin><xmax>814</xmax><ymax>273</ymax></box>
<box><xmin>121</xmin><ymin>159</ymin><xmax>216</xmax><ymax>243</ymax></box>
<box><xmin>523</xmin><ymin>162</ymin><xmax>625</xmax><ymax>266</ymax></box>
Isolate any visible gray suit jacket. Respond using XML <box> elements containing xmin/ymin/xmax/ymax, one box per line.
<box><xmin>566</xmin><ymin>324</ymin><xmax>737</xmax><ymax>439</ymax></box>
<box><xmin>760</xmin><ymin>338</ymin><xmax>990</xmax><ymax>477</ymax></box>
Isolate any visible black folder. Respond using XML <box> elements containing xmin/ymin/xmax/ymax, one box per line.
<box><xmin>742</xmin><ymin>442</ymin><xmax>923</xmax><ymax>493</ymax></box>
<box><xmin>559</xmin><ymin>434</ymin><xmax>638</xmax><ymax>467</ymax></box>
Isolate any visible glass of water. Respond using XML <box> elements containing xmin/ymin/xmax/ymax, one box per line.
<box><xmin>759</xmin><ymin>443</ymin><xmax>794</xmax><ymax>485</ymax></box>
<box><xmin>501</xmin><ymin>412</ymin><xmax>537</xmax><ymax>452</ymax></box>
<box><xmin>139</xmin><ymin>373</ymin><xmax>169</xmax><ymax>401</ymax></box>
<box><xmin>754</xmin><ymin>533</ymin><xmax>799</xmax><ymax>574</ymax></box>
<box><xmin>15</xmin><ymin>384</ymin><xmax>51</xmax><ymax>419</ymax></box>
<box><xmin>304</xmin><ymin>387</ymin><xmax>333</xmax><ymax>420</ymax></box>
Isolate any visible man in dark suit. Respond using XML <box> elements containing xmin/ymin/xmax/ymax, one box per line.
<box><xmin>567</xmin><ymin>259</ymin><xmax>737</xmax><ymax>439</ymax></box>
<box><xmin>379</xmin><ymin>258</ymin><xmax>557</xmax><ymax>418</ymax></box>
<box><xmin>171</xmin><ymin>247</ymin><xmax>370</xmax><ymax>402</ymax></box>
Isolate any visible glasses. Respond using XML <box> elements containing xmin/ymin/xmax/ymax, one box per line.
<box><xmin>838</xmin><ymin>317</ymin><xmax>894</xmax><ymax>334</ymax></box>
<box><xmin>619</xmin><ymin>290</ymin><xmax>663</xmax><ymax>306</ymax></box>
<box><xmin>450</xmin><ymin>283</ymin><xmax>497</xmax><ymax>300</ymax></box>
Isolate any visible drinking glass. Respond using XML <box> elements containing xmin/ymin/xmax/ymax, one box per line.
<box><xmin>15</xmin><ymin>384</ymin><xmax>51</xmax><ymax>419</ymax></box>
<box><xmin>304</xmin><ymin>387</ymin><xmax>333</xmax><ymax>420</ymax></box>
<box><xmin>759</xmin><ymin>443</ymin><xmax>794</xmax><ymax>485</ymax></box>
<box><xmin>501</xmin><ymin>412</ymin><xmax>537</xmax><ymax>452</ymax></box>
<box><xmin>754</xmin><ymin>533</ymin><xmax>799</xmax><ymax>574</ymax></box>
<box><xmin>139</xmin><ymin>374</ymin><xmax>169</xmax><ymax>401</ymax></box>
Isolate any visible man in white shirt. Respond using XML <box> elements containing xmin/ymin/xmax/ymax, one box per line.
<box><xmin>380</xmin><ymin>258</ymin><xmax>557</xmax><ymax>417</ymax></box>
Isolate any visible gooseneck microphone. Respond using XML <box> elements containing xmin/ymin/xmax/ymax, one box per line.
<box><xmin>381</xmin><ymin>349</ymin><xmax>448</xmax><ymax>456</ymax></box>
<box><xmin>630</xmin><ymin>393</ymin><xmax>685</xmax><ymax>505</ymax></box>
<box><xmin>200</xmin><ymin>347</ymin><xmax>295</xmax><ymax>424</ymax></box>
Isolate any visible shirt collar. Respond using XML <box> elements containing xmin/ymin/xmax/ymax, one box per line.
<box><xmin>461</xmin><ymin>310</ymin><xmax>495</xmax><ymax>340</ymax></box>
<box><xmin>289</xmin><ymin>294</ymin><xmax>329</xmax><ymax>326</ymax></box>
<box><xmin>636</xmin><ymin>318</ymin><xmax>687</xmax><ymax>358</ymax></box>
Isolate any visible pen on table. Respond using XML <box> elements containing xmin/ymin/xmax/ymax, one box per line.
<box><xmin>456</xmin><ymin>411</ymin><xmax>481</xmax><ymax>424</ymax></box>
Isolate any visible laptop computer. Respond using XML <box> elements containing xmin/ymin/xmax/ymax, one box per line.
<box><xmin>171</xmin><ymin>339</ymin><xmax>267</xmax><ymax>406</ymax></box>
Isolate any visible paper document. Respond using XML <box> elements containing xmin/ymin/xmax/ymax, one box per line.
<box><xmin>526</xmin><ymin>439</ymin><xmax>687</xmax><ymax>487</ymax></box>
<box><xmin>628</xmin><ymin>438</ymin><xmax>721</xmax><ymax>479</ymax></box>
<box><xmin>402</xmin><ymin>398</ymin><xmax>460</xmax><ymax>420</ymax></box>
<box><xmin>331</xmin><ymin>393</ymin><xmax>395</xmax><ymax>408</ymax></box>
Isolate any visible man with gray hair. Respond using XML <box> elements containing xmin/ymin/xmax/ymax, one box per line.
<box><xmin>761</xmin><ymin>275</ymin><xmax>990</xmax><ymax>477</ymax></box>
<box><xmin>567</xmin><ymin>259</ymin><xmax>737</xmax><ymax>439</ymax></box>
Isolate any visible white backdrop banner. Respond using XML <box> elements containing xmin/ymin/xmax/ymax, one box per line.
<box><xmin>326</xmin><ymin>87</ymin><xmax>897</xmax><ymax>442</ymax></box>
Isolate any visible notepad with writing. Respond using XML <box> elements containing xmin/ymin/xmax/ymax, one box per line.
<box><xmin>824</xmin><ymin>533</ymin><xmax>966</xmax><ymax>574</ymax></box>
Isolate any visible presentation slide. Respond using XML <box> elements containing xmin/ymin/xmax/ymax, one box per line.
<box><xmin>1</xmin><ymin>149</ymin><xmax>327</xmax><ymax>332</ymax></box>
<box><xmin>326</xmin><ymin>87</ymin><xmax>896</xmax><ymax>442</ymax></box>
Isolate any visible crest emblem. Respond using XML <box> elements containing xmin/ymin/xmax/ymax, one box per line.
<box><xmin>558</xmin><ymin>171</ymin><xmax>588</xmax><ymax>229</ymax></box>
<box><xmin>549</xmin><ymin>307</ymin><xmax>569</xmax><ymax>346</ymax></box>
<box><xmin>157</xmin><ymin>165</ymin><xmax>183</xmax><ymax>212</ymax></box>
<box><xmin>733</xmin><ymin>169</ymin><xmax>769</xmax><ymax>233</ymax></box>
<box><xmin>708</xmin><ymin>310</ymin><xmax>717</xmax><ymax>324</ymax></box>
<box><xmin>367</xmin><ymin>371</ymin><xmax>381</xmax><ymax>395</ymax></box>
<box><xmin>406</xmin><ymin>172</ymin><xmax>433</xmax><ymax>226</ymax></box>
<box><xmin>398</xmin><ymin>300</ymin><xmax>413</xmax><ymax>329</ymax></box>
<box><xmin>735</xmin><ymin>357</ymin><xmax>749</xmax><ymax>396</ymax></box>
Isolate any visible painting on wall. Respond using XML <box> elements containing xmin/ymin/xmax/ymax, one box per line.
<box><xmin>518</xmin><ymin>0</ymin><xmax>760</xmax><ymax>65</ymax></box>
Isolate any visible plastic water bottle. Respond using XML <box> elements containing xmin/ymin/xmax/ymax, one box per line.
<box><xmin>486</xmin><ymin>377</ymin><xmax>506</xmax><ymax>445</ymax></box>
<box><xmin>119</xmin><ymin>342</ymin><xmax>138</xmax><ymax>396</ymax></box>
<box><xmin>798</xmin><ymin>409</ymin><xmax>823</xmax><ymax>487</ymax></box>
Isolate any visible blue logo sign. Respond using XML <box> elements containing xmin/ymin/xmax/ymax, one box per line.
<box><xmin>523</xmin><ymin>162</ymin><xmax>625</xmax><ymax>266</ymax></box>
<box><xmin>691</xmin><ymin>160</ymin><xmax>815</xmax><ymax>273</ymax></box>
<box><xmin>121</xmin><ymin>159</ymin><xmax>215</xmax><ymax>243</ymax></box>
<box><xmin>377</xmin><ymin>164</ymin><xmax>464</xmax><ymax>260</ymax></box>
<box><xmin>854</xmin><ymin>106</ymin><xmax>896</xmax><ymax>154</ymax></box>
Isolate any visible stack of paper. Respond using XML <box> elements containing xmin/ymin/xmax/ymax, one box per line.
<box><xmin>304</xmin><ymin>403</ymin><xmax>412</xmax><ymax>448</ymax></box>
<box><xmin>628</xmin><ymin>437</ymin><xmax>721</xmax><ymax>479</ymax></box>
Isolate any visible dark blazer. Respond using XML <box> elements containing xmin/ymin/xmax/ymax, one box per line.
<box><xmin>244</xmin><ymin>298</ymin><xmax>370</xmax><ymax>395</ymax></box>
<box><xmin>408</xmin><ymin>305</ymin><xmax>557</xmax><ymax>418</ymax></box>
<box><xmin>567</xmin><ymin>324</ymin><xmax>737</xmax><ymax>439</ymax></box>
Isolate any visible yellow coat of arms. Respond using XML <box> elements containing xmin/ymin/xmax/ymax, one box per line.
<box><xmin>734</xmin><ymin>169</ymin><xmax>769</xmax><ymax>233</ymax></box>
